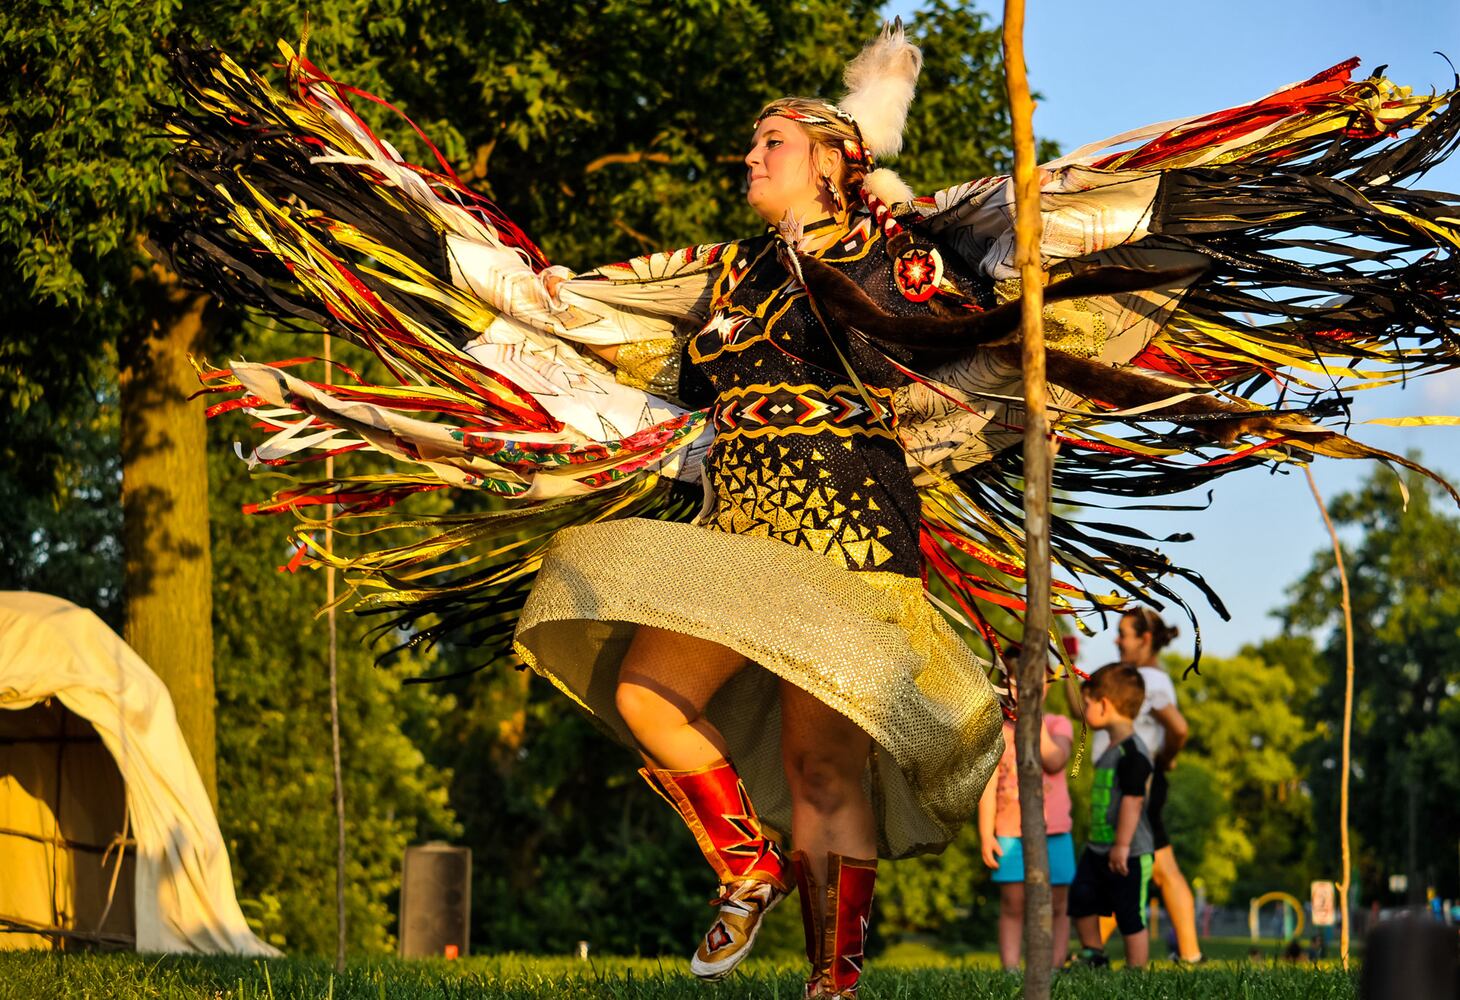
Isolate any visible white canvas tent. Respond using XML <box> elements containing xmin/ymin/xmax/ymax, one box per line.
<box><xmin>0</xmin><ymin>591</ymin><xmax>278</xmax><ymax>954</ymax></box>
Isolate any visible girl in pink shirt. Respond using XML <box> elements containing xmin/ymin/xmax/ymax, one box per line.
<box><xmin>977</xmin><ymin>677</ymin><xmax>1075</xmax><ymax>970</ymax></box>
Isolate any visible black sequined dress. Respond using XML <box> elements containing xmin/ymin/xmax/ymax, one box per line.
<box><xmin>683</xmin><ymin>220</ymin><xmax>992</xmax><ymax>577</ymax></box>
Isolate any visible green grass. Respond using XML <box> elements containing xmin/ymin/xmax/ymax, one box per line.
<box><xmin>0</xmin><ymin>949</ymin><xmax>1357</xmax><ymax>1000</ymax></box>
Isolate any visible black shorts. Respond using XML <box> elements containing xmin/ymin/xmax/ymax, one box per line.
<box><xmin>1068</xmin><ymin>847</ymin><xmax>1154</xmax><ymax>935</ymax></box>
<box><xmin>1148</xmin><ymin>769</ymin><xmax>1170</xmax><ymax>851</ymax></box>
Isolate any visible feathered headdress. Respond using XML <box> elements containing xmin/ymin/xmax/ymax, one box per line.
<box><xmin>839</xmin><ymin>19</ymin><xmax>922</xmax><ymax>206</ymax></box>
<box><xmin>753</xmin><ymin>21</ymin><xmax>923</xmax><ymax>206</ymax></box>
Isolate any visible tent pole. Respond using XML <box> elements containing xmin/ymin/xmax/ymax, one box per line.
<box><xmin>324</xmin><ymin>334</ymin><xmax>348</xmax><ymax>972</ymax></box>
<box><xmin>1003</xmin><ymin>0</ymin><xmax>1056</xmax><ymax>993</ymax></box>
<box><xmin>1305</xmin><ymin>466</ymin><xmax>1353</xmax><ymax>968</ymax></box>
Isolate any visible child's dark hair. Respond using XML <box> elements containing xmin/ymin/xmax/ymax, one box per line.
<box><xmin>1125</xmin><ymin>607</ymin><xmax>1179</xmax><ymax>653</ymax></box>
<box><xmin>1083</xmin><ymin>663</ymin><xmax>1146</xmax><ymax>719</ymax></box>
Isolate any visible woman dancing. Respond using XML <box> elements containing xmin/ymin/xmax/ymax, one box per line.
<box><xmin>161</xmin><ymin>20</ymin><xmax>1460</xmax><ymax>994</ymax></box>
<box><xmin>529</xmin><ymin>86</ymin><xmax>1012</xmax><ymax>990</ymax></box>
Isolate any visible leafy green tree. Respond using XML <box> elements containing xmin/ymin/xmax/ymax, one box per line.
<box><xmin>0</xmin><ymin>341</ymin><xmax>123</xmax><ymax>628</ymax></box>
<box><xmin>899</xmin><ymin>0</ymin><xmax>1061</xmax><ymax>192</ymax></box>
<box><xmin>878</xmin><ymin>824</ymin><xmax>997</xmax><ymax>949</ymax></box>
<box><xmin>1159</xmin><ymin>757</ymin><xmax>1240</xmax><ymax>897</ymax></box>
<box><xmin>1234</xmin><ymin>633</ymin><xmax>1327</xmax><ymax>899</ymax></box>
<box><xmin>2</xmin><ymin>0</ymin><xmax>463</xmax><ymax>951</ymax></box>
<box><xmin>1277</xmin><ymin>463</ymin><xmax>1460</xmax><ymax>902</ymax></box>
<box><xmin>0</xmin><ymin>0</ymin><xmax>444</xmax><ymax>802</ymax></box>
<box><xmin>5</xmin><ymin>0</ymin><xmax>216</xmax><ymax>794</ymax></box>
<box><xmin>1162</xmin><ymin>649</ymin><xmax>1313</xmax><ymax>903</ymax></box>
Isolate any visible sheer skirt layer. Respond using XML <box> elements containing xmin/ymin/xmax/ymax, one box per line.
<box><xmin>513</xmin><ymin>517</ymin><xmax>1003</xmax><ymax>858</ymax></box>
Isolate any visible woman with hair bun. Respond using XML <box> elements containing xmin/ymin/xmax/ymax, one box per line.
<box><xmin>1096</xmin><ymin>608</ymin><xmax>1203</xmax><ymax>963</ymax></box>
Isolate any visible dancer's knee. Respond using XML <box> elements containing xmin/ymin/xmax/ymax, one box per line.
<box><xmin>784</xmin><ymin>749</ymin><xmax>861</xmax><ymax>815</ymax></box>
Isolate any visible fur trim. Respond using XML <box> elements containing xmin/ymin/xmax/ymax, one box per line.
<box><xmin>839</xmin><ymin>20</ymin><xmax>922</xmax><ymax>160</ymax></box>
<box><xmin>799</xmin><ymin>255</ymin><xmax>1209</xmax><ymax>363</ymax></box>
<box><xmin>861</xmin><ymin>167</ymin><xmax>915</xmax><ymax>207</ymax></box>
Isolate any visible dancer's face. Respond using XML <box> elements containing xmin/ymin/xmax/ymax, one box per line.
<box><xmin>744</xmin><ymin>116</ymin><xmax>839</xmax><ymax>226</ymax></box>
<box><xmin>1116</xmin><ymin>614</ymin><xmax>1154</xmax><ymax>666</ymax></box>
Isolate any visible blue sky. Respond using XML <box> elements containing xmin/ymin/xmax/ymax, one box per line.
<box><xmin>890</xmin><ymin>0</ymin><xmax>1460</xmax><ymax>665</ymax></box>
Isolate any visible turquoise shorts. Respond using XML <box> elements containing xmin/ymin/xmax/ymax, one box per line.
<box><xmin>990</xmin><ymin>832</ymin><xmax>1076</xmax><ymax>885</ymax></box>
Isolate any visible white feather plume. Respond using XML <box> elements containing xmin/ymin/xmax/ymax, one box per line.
<box><xmin>838</xmin><ymin>19</ymin><xmax>922</xmax><ymax>161</ymax></box>
<box><xmin>861</xmin><ymin>167</ymin><xmax>916</xmax><ymax>208</ymax></box>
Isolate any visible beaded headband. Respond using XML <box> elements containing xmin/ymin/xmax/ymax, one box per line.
<box><xmin>753</xmin><ymin>102</ymin><xmax>874</xmax><ymax>167</ymax></box>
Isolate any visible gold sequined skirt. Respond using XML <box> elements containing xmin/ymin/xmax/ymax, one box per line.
<box><xmin>512</xmin><ymin>517</ymin><xmax>1003</xmax><ymax>858</ymax></box>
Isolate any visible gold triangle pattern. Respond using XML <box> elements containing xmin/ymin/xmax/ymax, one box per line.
<box><xmin>707</xmin><ymin>435</ymin><xmax>894</xmax><ymax>571</ymax></box>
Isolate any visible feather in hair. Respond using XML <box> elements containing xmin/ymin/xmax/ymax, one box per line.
<box><xmin>838</xmin><ymin>19</ymin><xmax>922</xmax><ymax>161</ymax></box>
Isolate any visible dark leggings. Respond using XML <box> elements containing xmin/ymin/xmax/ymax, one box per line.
<box><xmin>1148</xmin><ymin>769</ymin><xmax>1170</xmax><ymax>851</ymax></box>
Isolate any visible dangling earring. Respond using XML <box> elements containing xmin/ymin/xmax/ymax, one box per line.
<box><xmin>822</xmin><ymin>174</ymin><xmax>845</xmax><ymax>216</ymax></box>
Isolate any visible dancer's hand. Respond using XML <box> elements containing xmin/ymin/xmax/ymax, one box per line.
<box><xmin>1108</xmin><ymin>844</ymin><xmax>1130</xmax><ymax>876</ymax></box>
<box><xmin>981</xmin><ymin>838</ymin><xmax>1003</xmax><ymax>869</ymax></box>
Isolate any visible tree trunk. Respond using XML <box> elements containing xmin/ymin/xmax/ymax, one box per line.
<box><xmin>120</xmin><ymin>265</ymin><xmax>216</xmax><ymax>806</ymax></box>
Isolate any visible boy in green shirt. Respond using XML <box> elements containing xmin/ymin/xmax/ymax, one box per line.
<box><xmin>1069</xmin><ymin>664</ymin><xmax>1154</xmax><ymax>968</ymax></box>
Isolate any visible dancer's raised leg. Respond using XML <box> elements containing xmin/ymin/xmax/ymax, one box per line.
<box><xmin>616</xmin><ymin>624</ymin><xmax>745</xmax><ymax>770</ymax></box>
<box><xmin>615</xmin><ymin>626</ymin><xmax>790</xmax><ymax>980</ymax></box>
